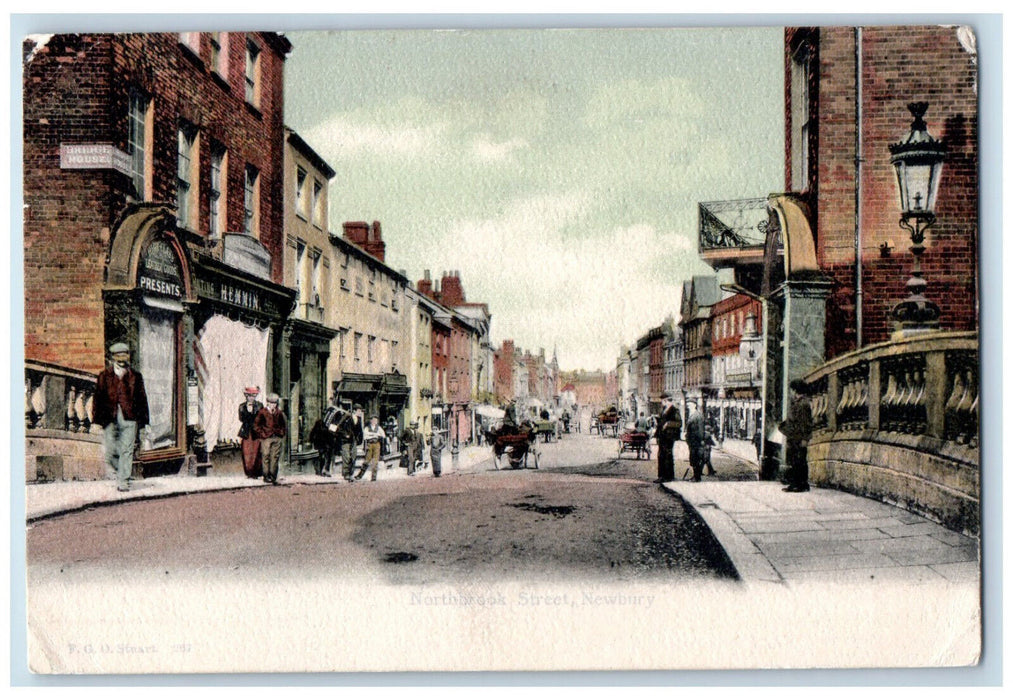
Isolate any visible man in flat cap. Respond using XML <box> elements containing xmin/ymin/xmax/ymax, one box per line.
<box><xmin>92</xmin><ymin>342</ymin><xmax>149</xmax><ymax>492</ymax></box>
<box><xmin>337</xmin><ymin>403</ymin><xmax>365</xmax><ymax>482</ymax></box>
<box><xmin>254</xmin><ymin>393</ymin><xmax>287</xmax><ymax>484</ymax></box>
<box><xmin>355</xmin><ymin>414</ymin><xmax>386</xmax><ymax>481</ymax></box>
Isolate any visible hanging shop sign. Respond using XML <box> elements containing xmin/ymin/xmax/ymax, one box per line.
<box><xmin>60</xmin><ymin>143</ymin><xmax>133</xmax><ymax>175</ymax></box>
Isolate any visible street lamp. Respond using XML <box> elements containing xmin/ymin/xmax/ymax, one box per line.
<box><xmin>888</xmin><ymin>101</ymin><xmax>946</xmax><ymax>333</ymax></box>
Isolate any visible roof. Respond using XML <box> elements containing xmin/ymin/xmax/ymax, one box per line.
<box><xmin>285</xmin><ymin>128</ymin><xmax>336</xmax><ymax>179</ymax></box>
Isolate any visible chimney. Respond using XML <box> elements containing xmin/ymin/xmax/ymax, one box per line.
<box><xmin>440</xmin><ymin>270</ymin><xmax>465</xmax><ymax>306</ymax></box>
<box><xmin>342</xmin><ymin>220</ymin><xmax>385</xmax><ymax>262</ymax></box>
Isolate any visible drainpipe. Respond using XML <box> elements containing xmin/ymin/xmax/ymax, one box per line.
<box><xmin>855</xmin><ymin>26</ymin><xmax>865</xmax><ymax>349</ymax></box>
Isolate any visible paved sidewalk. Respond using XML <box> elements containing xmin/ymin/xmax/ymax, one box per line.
<box><xmin>25</xmin><ymin>444</ymin><xmax>494</xmax><ymax>521</ymax></box>
<box><xmin>664</xmin><ymin>479</ymin><xmax>980</xmax><ymax>586</ymax></box>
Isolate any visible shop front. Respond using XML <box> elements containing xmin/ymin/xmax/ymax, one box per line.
<box><xmin>190</xmin><ymin>255</ymin><xmax>296</xmax><ymax>474</ymax></box>
<box><xmin>103</xmin><ymin>206</ymin><xmax>196</xmax><ymax>474</ymax></box>
<box><xmin>284</xmin><ymin>319</ymin><xmax>339</xmax><ymax>469</ymax></box>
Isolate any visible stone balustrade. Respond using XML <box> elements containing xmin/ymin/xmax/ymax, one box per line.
<box><xmin>803</xmin><ymin>331</ymin><xmax>979</xmax><ymax>534</ymax></box>
<box><xmin>25</xmin><ymin>361</ymin><xmax>104</xmax><ymax>481</ymax></box>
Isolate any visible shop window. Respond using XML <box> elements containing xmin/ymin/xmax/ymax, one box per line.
<box><xmin>127</xmin><ymin>89</ymin><xmax>151</xmax><ymax>200</ymax></box>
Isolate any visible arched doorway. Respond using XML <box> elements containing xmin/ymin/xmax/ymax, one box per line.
<box><xmin>103</xmin><ymin>205</ymin><xmax>196</xmax><ymax>469</ymax></box>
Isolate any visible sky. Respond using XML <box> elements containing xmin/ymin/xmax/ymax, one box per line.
<box><xmin>283</xmin><ymin>27</ymin><xmax>784</xmax><ymax>372</ymax></box>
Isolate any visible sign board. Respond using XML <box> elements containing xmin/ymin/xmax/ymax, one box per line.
<box><xmin>187</xmin><ymin>377</ymin><xmax>200</xmax><ymax>426</ymax></box>
<box><xmin>222</xmin><ymin>233</ymin><xmax>272</xmax><ymax>280</ymax></box>
<box><xmin>138</xmin><ymin>238</ymin><xmax>184</xmax><ymax>299</ymax></box>
<box><xmin>60</xmin><ymin>143</ymin><xmax>132</xmax><ymax>176</ymax></box>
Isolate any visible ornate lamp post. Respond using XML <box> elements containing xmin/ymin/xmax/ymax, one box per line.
<box><xmin>888</xmin><ymin>102</ymin><xmax>946</xmax><ymax>334</ymax></box>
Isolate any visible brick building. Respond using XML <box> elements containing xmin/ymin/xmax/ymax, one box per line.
<box><xmin>679</xmin><ymin>276</ymin><xmax>720</xmax><ymax>417</ymax></box>
<box><xmin>24</xmin><ymin>32</ymin><xmax>294</xmax><ymax>479</ymax></box>
<box><xmin>493</xmin><ymin>339</ymin><xmax>516</xmax><ymax>403</ymax></box>
<box><xmin>708</xmin><ymin>293</ymin><xmax>763</xmax><ymax>441</ymax></box>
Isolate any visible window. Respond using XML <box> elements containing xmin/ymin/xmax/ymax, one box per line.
<box><xmin>340</xmin><ymin>277</ymin><xmax>349</xmax><ymax>291</ymax></box>
<box><xmin>312</xmin><ymin>180</ymin><xmax>324</xmax><ymax>227</ymax></box>
<box><xmin>178</xmin><ymin>32</ymin><xmax>201</xmax><ymax>55</ymax></box>
<box><xmin>311</xmin><ymin>253</ymin><xmax>322</xmax><ymax>306</ymax></box>
<box><xmin>339</xmin><ymin>332</ymin><xmax>346</xmax><ymax>358</ymax></box>
<box><xmin>209</xmin><ymin>144</ymin><xmax>226</xmax><ymax>238</ymax></box>
<box><xmin>245</xmin><ymin>38</ymin><xmax>261</xmax><ymax>107</ymax></box>
<box><xmin>296</xmin><ymin>240</ymin><xmax>307</xmax><ymax>304</ymax></box>
<box><xmin>296</xmin><ymin>167</ymin><xmax>308</xmax><ymax>218</ymax></box>
<box><xmin>355</xmin><ymin>277</ymin><xmax>364</xmax><ymax>296</ymax></box>
<box><xmin>790</xmin><ymin>43</ymin><xmax>813</xmax><ymax>191</ymax></box>
<box><xmin>354</xmin><ymin>332</ymin><xmax>362</xmax><ymax>360</ymax></box>
<box><xmin>176</xmin><ymin>124</ymin><xmax>198</xmax><ymax>230</ymax></box>
<box><xmin>127</xmin><ymin>90</ymin><xmax>150</xmax><ymax>199</ymax></box>
<box><xmin>210</xmin><ymin>31</ymin><xmax>228</xmax><ymax>77</ymax></box>
<box><xmin>244</xmin><ymin>164</ymin><xmax>260</xmax><ymax>236</ymax></box>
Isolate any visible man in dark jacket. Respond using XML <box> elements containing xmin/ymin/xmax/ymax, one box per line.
<box><xmin>655</xmin><ymin>393</ymin><xmax>682</xmax><ymax>483</ymax></box>
<box><xmin>337</xmin><ymin>404</ymin><xmax>365</xmax><ymax>482</ymax></box>
<box><xmin>780</xmin><ymin>379</ymin><xmax>814</xmax><ymax>492</ymax></box>
<box><xmin>254</xmin><ymin>393</ymin><xmax>287</xmax><ymax>484</ymax></box>
<box><xmin>92</xmin><ymin>342</ymin><xmax>149</xmax><ymax>492</ymax></box>
<box><xmin>685</xmin><ymin>402</ymin><xmax>706</xmax><ymax>482</ymax></box>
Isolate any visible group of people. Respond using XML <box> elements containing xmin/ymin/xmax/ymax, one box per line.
<box><xmin>307</xmin><ymin>402</ymin><xmax>447</xmax><ymax>481</ymax></box>
<box><xmin>653</xmin><ymin>393</ymin><xmax>714</xmax><ymax>483</ymax></box>
<box><xmin>651</xmin><ymin>381</ymin><xmax>813</xmax><ymax>491</ymax></box>
<box><xmin>236</xmin><ymin>386</ymin><xmax>288</xmax><ymax>484</ymax></box>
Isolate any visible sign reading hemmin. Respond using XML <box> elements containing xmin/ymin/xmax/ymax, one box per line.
<box><xmin>138</xmin><ymin>238</ymin><xmax>183</xmax><ymax>298</ymax></box>
<box><xmin>196</xmin><ymin>277</ymin><xmax>262</xmax><ymax>312</ymax></box>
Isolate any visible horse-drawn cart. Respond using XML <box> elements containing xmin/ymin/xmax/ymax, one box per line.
<box><xmin>596</xmin><ymin>407</ymin><xmax>620</xmax><ymax>437</ymax></box>
<box><xmin>487</xmin><ymin>423</ymin><xmax>539</xmax><ymax>469</ymax></box>
<box><xmin>618</xmin><ymin>430</ymin><xmax>651</xmax><ymax>460</ymax></box>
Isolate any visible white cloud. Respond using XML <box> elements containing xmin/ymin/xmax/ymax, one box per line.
<box><xmin>470</xmin><ymin>134</ymin><xmax>529</xmax><ymax>163</ymax></box>
<box><xmin>417</xmin><ymin>193</ymin><xmax>691</xmax><ymax>370</ymax></box>
<box><xmin>306</xmin><ymin>116</ymin><xmax>448</xmax><ymax>160</ymax></box>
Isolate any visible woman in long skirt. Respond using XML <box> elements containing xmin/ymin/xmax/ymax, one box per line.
<box><xmin>238</xmin><ymin>387</ymin><xmax>263</xmax><ymax>478</ymax></box>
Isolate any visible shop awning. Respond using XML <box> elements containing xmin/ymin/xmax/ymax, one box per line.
<box><xmin>474</xmin><ymin>404</ymin><xmax>505</xmax><ymax>419</ymax></box>
<box><xmin>337</xmin><ymin>380</ymin><xmax>377</xmax><ymax>394</ymax></box>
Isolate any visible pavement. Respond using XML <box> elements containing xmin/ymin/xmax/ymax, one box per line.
<box><xmin>662</xmin><ymin>447</ymin><xmax>980</xmax><ymax>587</ymax></box>
<box><xmin>24</xmin><ymin>444</ymin><xmax>495</xmax><ymax>522</ymax></box>
<box><xmin>24</xmin><ymin>439</ymin><xmax>980</xmax><ymax>589</ymax></box>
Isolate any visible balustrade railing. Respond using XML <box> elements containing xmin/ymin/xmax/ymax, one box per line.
<box><xmin>804</xmin><ymin>331</ymin><xmax>978</xmax><ymax>452</ymax></box>
<box><xmin>25</xmin><ymin>361</ymin><xmax>99</xmax><ymax>435</ymax></box>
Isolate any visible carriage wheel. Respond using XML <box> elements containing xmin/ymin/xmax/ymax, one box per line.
<box><xmin>531</xmin><ymin>447</ymin><xmax>539</xmax><ymax>469</ymax></box>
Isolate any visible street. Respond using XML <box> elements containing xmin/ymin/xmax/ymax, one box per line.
<box><xmin>27</xmin><ymin>432</ymin><xmax>739</xmax><ymax>584</ymax></box>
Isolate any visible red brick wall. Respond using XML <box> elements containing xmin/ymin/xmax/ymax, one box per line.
<box><xmin>787</xmin><ymin>26</ymin><xmax>978</xmax><ymax>357</ymax></box>
<box><xmin>493</xmin><ymin>340</ymin><xmax>514</xmax><ymax>401</ymax></box>
<box><xmin>23</xmin><ymin>32</ymin><xmax>289</xmax><ymax>374</ymax></box>
<box><xmin>711</xmin><ymin>295</ymin><xmax>763</xmax><ymax>357</ymax></box>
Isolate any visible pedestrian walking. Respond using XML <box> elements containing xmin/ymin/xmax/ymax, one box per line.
<box><xmin>780</xmin><ymin>379</ymin><xmax>814</xmax><ymax>492</ymax></box>
<box><xmin>355</xmin><ymin>415</ymin><xmax>386</xmax><ymax>481</ymax></box>
<box><xmin>338</xmin><ymin>404</ymin><xmax>365</xmax><ymax>482</ymax></box>
<box><xmin>430</xmin><ymin>430</ymin><xmax>446</xmax><ymax>477</ymax></box>
<box><xmin>401</xmin><ymin>421</ymin><xmax>423</xmax><ymax>475</ymax></box>
<box><xmin>654</xmin><ymin>393</ymin><xmax>681</xmax><ymax>483</ymax></box>
<box><xmin>685</xmin><ymin>402</ymin><xmax>706</xmax><ymax>482</ymax></box>
<box><xmin>237</xmin><ymin>386</ymin><xmax>263</xmax><ymax>479</ymax></box>
<box><xmin>92</xmin><ymin>342</ymin><xmax>150</xmax><ymax>492</ymax></box>
<box><xmin>254</xmin><ymin>393</ymin><xmax>287</xmax><ymax>485</ymax></box>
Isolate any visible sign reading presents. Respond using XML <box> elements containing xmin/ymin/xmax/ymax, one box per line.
<box><xmin>138</xmin><ymin>239</ymin><xmax>184</xmax><ymax>298</ymax></box>
<box><xmin>60</xmin><ymin>143</ymin><xmax>132</xmax><ymax>176</ymax></box>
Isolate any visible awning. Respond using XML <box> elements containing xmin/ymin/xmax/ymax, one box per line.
<box><xmin>337</xmin><ymin>380</ymin><xmax>377</xmax><ymax>394</ymax></box>
<box><xmin>474</xmin><ymin>404</ymin><xmax>505</xmax><ymax>419</ymax></box>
